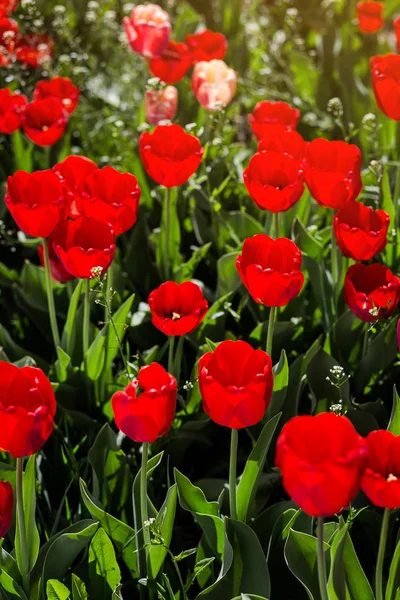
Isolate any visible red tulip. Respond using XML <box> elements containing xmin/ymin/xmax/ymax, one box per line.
<box><xmin>304</xmin><ymin>139</ymin><xmax>362</xmax><ymax>209</ymax></box>
<box><xmin>192</xmin><ymin>59</ymin><xmax>237</xmax><ymax>112</ymax></box>
<box><xmin>5</xmin><ymin>169</ymin><xmax>66</xmax><ymax>238</ymax></box>
<box><xmin>244</xmin><ymin>151</ymin><xmax>304</xmax><ymax>212</ymax></box>
<box><xmin>15</xmin><ymin>33</ymin><xmax>53</xmax><ymax>67</ymax></box>
<box><xmin>198</xmin><ymin>340</ymin><xmax>273</xmax><ymax>429</ymax></box>
<box><xmin>357</xmin><ymin>2</ymin><xmax>384</xmax><ymax>34</ymax></box>
<box><xmin>370</xmin><ymin>54</ymin><xmax>400</xmax><ymax>121</ymax></box>
<box><xmin>145</xmin><ymin>86</ymin><xmax>178</xmax><ymax>125</ymax></box>
<box><xmin>275</xmin><ymin>413</ymin><xmax>367</xmax><ymax>517</ymax></box>
<box><xmin>237</xmin><ymin>234</ymin><xmax>304</xmax><ymax>307</ymax></box>
<box><xmin>123</xmin><ymin>3</ymin><xmax>171</xmax><ymax>59</ymax></box>
<box><xmin>249</xmin><ymin>101</ymin><xmax>300</xmax><ymax>140</ymax></box>
<box><xmin>0</xmin><ymin>17</ymin><xmax>19</xmax><ymax>52</ymax></box>
<box><xmin>149</xmin><ymin>41</ymin><xmax>192</xmax><ymax>84</ymax></box>
<box><xmin>362</xmin><ymin>430</ymin><xmax>400</xmax><ymax>508</ymax></box>
<box><xmin>0</xmin><ymin>0</ymin><xmax>18</xmax><ymax>17</ymax></box>
<box><xmin>112</xmin><ymin>362</ymin><xmax>177</xmax><ymax>443</ymax></box>
<box><xmin>395</xmin><ymin>17</ymin><xmax>400</xmax><ymax>53</ymax></box>
<box><xmin>21</xmin><ymin>97</ymin><xmax>68</xmax><ymax>147</ymax></box>
<box><xmin>54</xmin><ymin>155</ymin><xmax>98</xmax><ymax>219</ymax></box>
<box><xmin>139</xmin><ymin>124</ymin><xmax>203</xmax><ymax>187</ymax></box>
<box><xmin>38</xmin><ymin>238</ymin><xmax>74</xmax><ymax>284</ymax></box>
<box><xmin>53</xmin><ymin>217</ymin><xmax>116</xmax><ymax>279</ymax></box>
<box><xmin>0</xmin><ymin>88</ymin><xmax>27</xmax><ymax>134</ymax></box>
<box><xmin>258</xmin><ymin>127</ymin><xmax>306</xmax><ymax>163</ymax></box>
<box><xmin>0</xmin><ymin>362</ymin><xmax>57</xmax><ymax>458</ymax></box>
<box><xmin>0</xmin><ymin>481</ymin><xmax>13</xmax><ymax>539</ymax></box>
<box><xmin>34</xmin><ymin>77</ymin><xmax>80</xmax><ymax>115</ymax></box>
<box><xmin>344</xmin><ymin>263</ymin><xmax>400</xmax><ymax>322</ymax></box>
<box><xmin>185</xmin><ymin>29</ymin><xmax>228</xmax><ymax>62</ymax></box>
<box><xmin>148</xmin><ymin>281</ymin><xmax>208</xmax><ymax>336</ymax></box>
<box><xmin>333</xmin><ymin>200</ymin><xmax>390</xmax><ymax>261</ymax></box>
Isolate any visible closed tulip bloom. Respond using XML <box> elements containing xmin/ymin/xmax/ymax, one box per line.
<box><xmin>275</xmin><ymin>413</ymin><xmax>367</xmax><ymax>517</ymax></box>
<box><xmin>22</xmin><ymin>97</ymin><xmax>68</xmax><ymax>147</ymax></box>
<box><xmin>249</xmin><ymin>101</ymin><xmax>300</xmax><ymax>140</ymax></box>
<box><xmin>304</xmin><ymin>139</ymin><xmax>362</xmax><ymax>209</ymax></box>
<box><xmin>362</xmin><ymin>430</ymin><xmax>400</xmax><ymax>508</ymax></box>
<box><xmin>149</xmin><ymin>41</ymin><xmax>192</xmax><ymax>84</ymax></box>
<box><xmin>334</xmin><ymin>200</ymin><xmax>390</xmax><ymax>261</ymax></box>
<box><xmin>38</xmin><ymin>238</ymin><xmax>74</xmax><ymax>284</ymax></box>
<box><xmin>258</xmin><ymin>127</ymin><xmax>306</xmax><ymax>163</ymax></box>
<box><xmin>0</xmin><ymin>362</ymin><xmax>57</xmax><ymax>458</ymax></box>
<box><xmin>395</xmin><ymin>18</ymin><xmax>400</xmax><ymax>53</ymax></box>
<box><xmin>192</xmin><ymin>59</ymin><xmax>236</xmax><ymax>112</ymax></box>
<box><xmin>148</xmin><ymin>281</ymin><xmax>208</xmax><ymax>336</ymax></box>
<box><xmin>357</xmin><ymin>2</ymin><xmax>384</xmax><ymax>34</ymax></box>
<box><xmin>0</xmin><ymin>0</ymin><xmax>18</xmax><ymax>17</ymax></box>
<box><xmin>186</xmin><ymin>29</ymin><xmax>228</xmax><ymax>62</ymax></box>
<box><xmin>112</xmin><ymin>363</ymin><xmax>177</xmax><ymax>443</ymax></box>
<box><xmin>0</xmin><ymin>88</ymin><xmax>27</xmax><ymax>134</ymax></box>
<box><xmin>244</xmin><ymin>151</ymin><xmax>304</xmax><ymax>212</ymax></box>
<box><xmin>237</xmin><ymin>234</ymin><xmax>304</xmax><ymax>307</ymax></box>
<box><xmin>5</xmin><ymin>169</ymin><xmax>66</xmax><ymax>238</ymax></box>
<box><xmin>53</xmin><ymin>217</ymin><xmax>116</xmax><ymax>279</ymax></box>
<box><xmin>198</xmin><ymin>340</ymin><xmax>273</xmax><ymax>429</ymax></box>
<box><xmin>140</xmin><ymin>124</ymin><xmax>203</xmax><ymax>187</ymax></box>
<box><xmin>371</xmin><ymin>54</ymin><xmax>400</xmax><ymax>121</ymax></box>
<box><xmin>15</xmin><ymin>33</ymin><xmax>53</xmax><ymax>67</ymax></box>
<box><xmin>145</xmin><ymin>86</ymin><xmax>178</xmax><ymax>125</ymax></box>
<box><xmin>34</xmin><ymin>77</ymin><xmax>80</xmax><ymax>115</ymax></box>
<box><xmin>123</xmin><ymin>3</ymin><xmax>171</xmax><ymax>59</ymax></box>
<box><xmin>344</xmin><ymin>263</ymin><xmax>400</xmax><ymax>322</ymax></box>
<box><xmin>54</xmin><ymin>155</ymin><xmax>98</xmax><ymax>219</ymax></box>
<box><xmin>0</xmin><ymin>481</ymin><xmax>13</xmax><ymax>538</ymax></box>
<box><xmin>0</xmin><ymin>17</ymin><xmax>19</xmax><ymax>52</ymax></box>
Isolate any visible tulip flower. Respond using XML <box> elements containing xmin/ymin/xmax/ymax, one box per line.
<box><xmin>0</xmin><ymin>0</ymin><xmax>18</xmax><ymax>17</ymax></box>
<box><xmin>357</xmin><ymin>2</ymin><xmax>384</xmax><ymax>34</ymax></box>
<box><xmin>344</xmin><ymin>263</ymin><xmax>400</xmax><ymax>322</ymax></box>
<box><xmin>123</xmin><ymin>3</ymin><xmax>171</xmax><ymax>59</ymax></box>
<box><xmin>34</xmin><ymin>77</ymin><xmax>80</xmax><ymax>115</ymax></box>
<box><xmin>0</xmin><ymin>17</ymin><xmax>19</xmax><ymax>52</ymax></box>
<box><xmin>257</xmin><ymin>127</ymin><xmax>306</xmax><ymax>163</ymax></box>
<box><xmin>395</xmin><ymin>17</ymin><xmax>400</xmax><ymax>53</ymax></box>
<box><xmin>186</xmin><ymin>29</ymin><xmax>228</xmax><ymax>62</ymax></box>
<box><xmin>145</xmin><ymin>86</ymin><xmax>178</xmax><ymax>125</ymax></box>
<box><xmin>0</xmin><ymin>87</ymin><xmax>27</xmax><ymax>134</ymax></box>
<box><xmin>149</xmin><ymin>41</ymin><xmax>192</xmax><ymax>84</ymax></box>
<box><xmin>249</xmin><ymin>101</ymin><xmax>300</xmax><ymax>140</ymax></box>
<box><xmin>15</xmin><ymin>33</ymin><xmax>53</xmax><ymax>67</ymax></box>
<box><xmin>38</xmin><ymin>239</ymin><xmax>75</xmax><ymax>284</ymax></box>
<box><xmin>370</xmin><ymin>54</ymin><xmax>400</xmax><ymax>121</ymax></box>
<box><xmin>148</xmin><ymin>281</ymin><xmax>208</xmax><ymax>336</ymax></box>
<box><xmin>0</xmin><ymin>481</ymin><xmax>13</xmax><ymax>539</ymax></box>
<box><xmin>54</xmin><ymin>155</ymin><xmax>98</xmax><ymax>219</ymax></box>
<box><xmin>192</xmin><ymin>59</ymin><xmax>237</xmax><ymax>112</ymax></box>
<box><xmin>21</xmin><ymin>97</ymin><xmax>68</xmax><ymax>146</ymax></box>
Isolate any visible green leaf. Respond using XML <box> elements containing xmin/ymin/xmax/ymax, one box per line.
<box><xmin>236</xmin><ymin>413</ymin><xmax>281</xmax><ymax>522</ymax></box>
<box><xmin>216</xmin><ymin>252</ymin><xmax>241</xmax><ymax>298</ymax></box>
<box><xmin>84</xmin><ymin>326</ymin><xmax>107</xmax><ymax>381</ymax></box>
<box><xmin>71</xmin><ymin>575</ymin><xmax>88</xmax><ymax>600</ymax></box>
<box><xmin>61</xmin><ymin>281</ymin><xmax>83</xmax><ymax>355</ymax></box>
<box><xmin>12</xmin><ymin>130</ymin><xmax>32</xmax><ymax>172</ymax></box>
<box><xmin>175</xmin><ymin>243</ymin><xmax>212</xmax><ymax>283</ymax></box>
<box><xmin>197</xmin><ymin>292</ymin><xmax>232</xmax><ymax>338</ymax></box>
<box><xmin>46</xmin><ymin>580</ymin><xmax>71</xmax><ymax>600</ymax></box>
<box><xmin>157</xmin><ymin>187</ymin><xmax>181</xmax><ymax>276</ymax></box>
<box><xmin>267</xmin><ymin>351</ymin><xmax>288</xmax><ymax>419</ymax></box>
<box><xmin>88</xmin><ymin>528</ymin><xmax>121</xmax><ymax>599</ymax></box>
<box><xmin>293</xmin><ymin>217</ymin><xmax>324</xmax><ymax>260</ymax></box>
<box><xmin>355</xmin><ymin>319</ymin><xmax>398</xmax><ymax>393</ymax></box>
<box><xmin>0</xmin><ymin>568</ymin><xmax>27</xmax><ymax>599</ymax></box>
<box><xmin>386</xmin><ymin>538</ymin><xmax>400</xmax><ymax>600</ymax></box>
<box><xmin>389</xmin><ymin>386</ymin><xmax>400</xmax><ymax>436</ymax></box>
<box><xmin>149</xmin><ymin>484</ymin><xmax>178</xmax><ymax>579</ymax></box>
<box><xmin>285</xmin><ymin>529</ymin><xmax>330</xmax><ymax>600</ymax></box>
<box><xmin>105</xmin><ymin>293</ymin><xmax>135</xmax><ymax>364</ymax></box>
<box><xmin>15</xmin><ymin>456</ymin><xmax>40</xmax><ymax>575</ymax></box>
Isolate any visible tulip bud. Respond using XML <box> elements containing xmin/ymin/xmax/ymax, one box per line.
<box><xmin>192</xmin><ymin>59</ymin><xmax>236</xmax><ymax>112</ymax></box>
<box><xmin>145</xmin><ymin>85</ymin><xmax>178</xmax><ymax>125</ymax></box>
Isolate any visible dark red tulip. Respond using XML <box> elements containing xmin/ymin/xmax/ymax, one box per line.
<box><xmin>304</xmin><ymin>139</ymin><xmax>362</xmax><ymax>209</ymax></box>
<box><xmin>148</xmin><ymin>281</ymin><xmax>208</xmax><ymax>336</ymax></box>
<box><xmin>0</xmin><ymin>0</ymin><xmax>18</xmax><ymax>17</ymax></box>
<box><xmin>357</xmin><ymin>2</ymin><xmax>384</xmax><ymax>34</ymax></box>
<box><xmin>333</xmin><ymin>200</ymin><xmax>390</xmax><ymax>261</ymax></box>
<box><xmin>53</xmin><ymin>217</ymin><xmax>116</xmax><ymax>279</ymax></box>
<box><xmin>258</xmin><ymin>127</ymin><xmax>306</xmax><ymax>163</ymax></box>
<box><xmin>362</xmin><ymin>430</ymin><xmax>400</xmax><ymax>509</ymax></box>
<box><xmin>0</xmin><ymin>481</ymin><xmax>13</xmax><ymax>539</ymax></box>
<box><xmin>21</xmin><ymin>97</ymin><xmax>68</xmax><ymax>147</ymax></box>
<box><xmin>0</xmin><ymin>362</ymin><xmax>57</xmax><ymax>458</ymax></box>
<box><xmin>34</xmin><ymin>77</ymin><xmax>80</xmax><ymax>115</ymax></box>
<box><xmin>275</xmin><ymin>413</ymin><xmax>367</xmax><ymax>517</ymax></box>
<box><xmin>370</xmin><ymin>54</ymin><xmax>400</xmax><ymax>121</ymax></box>
<box><xmin>15</xmin><ymin>33</ymin><xmax>53</xmax><ymax>68</ymax></box>
<box><xmin>38</xmin><ymin>238</ymin><xmax>74</xmax><ymax>284</ymax></box>
<box><xmin>54</xmin><ymin>155</ymin><xmax>98</xmax><ymax>219</ymax></box>
<box><xmin>249</xmin><ymin>101</ymin><xmax>300</xmax><ymax>140</ymax></box>
<box><xmin>198</xmin><ymin>340</ymin><xmax>273</xmax><ymax>429</ymax></box>
<box><xmin>0</xmin><ymin>17</ymin><xmax>19</xmax><ymax>52</ymax></box>
<box><xmin>185</xmin><ymin>29</ymin><xmax>228</xmax><ymax>62</ymax></box>
<box><xmin>112</xmin><ymin>362</ymin><xmax>177</xmax><ymax>443</ymax></box>
<box><xmin>344</xmin><ymin>263</ymin><xmax>400</xmax><ymax>322</ymax></box>
<box><xmin>0</xmin><ymin>88</ymin><xmax>27</xmax><ymax>134</ymax></box>
<box><xmin>244</xmin><ymin>151</ymin><xmax>304</xmax><ymax>212</ymax></box>
<box><xmin>139</xmin><ymin>124</ymin><xmax>203</xmax><ymax>187</ymax></box>
<box><xmin>149</xmin><ymin>41</ymin><xmax>192</xmax><ymax>84</ymax></box>
<box><xmin>237</xmin><ymin>234</ymin><xmax>304</xmax><ymax>307</ymax></box>
<box><xmin>123</xmin><ymin>3</ymin><xmax>171</xmax><ymax>59</ymax></box>
<box><xmin>395</xmin><ymin>18</ymin><xmax>400</xmax><ymax>53</ymax></box>
<box><xmin>5</xmin><ymin>169</ymin><xmax>66</xmax><ymax>238</ymax></box>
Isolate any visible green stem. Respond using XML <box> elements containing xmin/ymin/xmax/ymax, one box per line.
<box><xmin>317</xmin><ymin>517</ymin><xmax>329</xmax><ymax>600</ymax></box>
<box><xmin>376</xmin><ymin>508</ymin><xmax>390</xmax><ymax>600</ymax></box>
<box><xmin>16</xmin><ymin>458</ymin><xmax>29</xmax><ymax>594</ymax></box>
<box><xmin>362</xmin><ymin>325</ymin><xmax>369</xmax><ymax>359</ymax></box>
<box><xmin>393</xmin><ymin>163</ymin><xmax>400</xmax><ymax>269</ymax></box>
<box><xmin>168</xmin><ymin>335</ymin><xmax>176</xmax><ymax>375</ymax></box>
<box><xmin>42</xmin><ymin>238</ymin><xmax>61</xmax><ymax>353</ymax></box>
<box><xmin>266</xmin><ymin>306</ymin><xmax>276</xmax><ymax>357</ymax></box>
<box><xmin>164</xmin><ymin>186</ymin><xmax>171</xmax><ymax>280</ymax></box>
<box><xmin>331</xmin><ymin>225</ymin><xmax>339</xmax><ymax>313</ymax></box>
<box><xmin>229</xmin><ymin>428</ymin><xmax>238</xmax><ymax>520</ymax></box>
<box><xmin>140</xmin><ymin>443</ymin><xmax>151</xmax><ymax>572</ymax></box>
<box><xmin>83</xmin><ymin>278</ymin><xmax>91</xmax><ymax>357</ymax></box>
<box><xmin>274</xmin><ymin>212</ymin><xmax>280</xmax><ymax>239</ymax></box>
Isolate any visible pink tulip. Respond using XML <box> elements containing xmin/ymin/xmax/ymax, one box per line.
<box><xmin>192</xmin><ymin>59</ymin><xmax>237</xmax><ymax>112</ymax></box>
<box><xmin>145</xmin><ymin>86</ymin><xmax>178</xmax><ymax>125</ymax></box>
<box><xmin>123</xmin><ymin>3</ymin><xmax>171</xmax><ymax>59</ymax></box>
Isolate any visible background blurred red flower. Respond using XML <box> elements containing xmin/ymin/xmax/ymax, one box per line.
<box><xmin>0</xmin><ymin>0</ymin><xmax>18</xmax><ymax>17</ymax></box>
<box><xmin>148</xmin><ymin>281</ymin><xmax>208</xmax><ymax>336</ymax></box>
<box><xmin>395</xmin><ymin>17</ymin><xmax>400</xmax><ymax>52</ymax></box>
<box><xmin>357</xmin><ymin>2</ymin><xmax>384</xmax><ymax>34</ymax></box>
<box><xmin>38</xmin><ymin>238</ymin><xmax>75</xmax><ymax>284</ymax></box>
<box><xmin>22</xmin><ymin>97</ymin><xmax>68</xmax><ymax>146</ymax></box>
<box><xmin>198</xmin><ymin>340</ymin><xmax>273</xmax><ymax>429</ymax></box>
<box><xmin>249</xmin><ymin>101</ymin><xmax>300</xmax><ymax>140</ymax></box>
<box><xmin>0</xmin><ymin>88</ymin><xmax>26</xmax><ymax>134</ymax></box>
<box><xmin>334</xmin><ymin>200</ymin><xmax>390</xmax><ymax>261</ymax></box>
<box><xmin>275</xmin><ymin>413</ymin><xmax>367</xmax><ymax>517</ymax></box>
<box><xmin>0</xmin><ymin>362</ymin><xmax>57</xmax><ymax>458</ymax></box>
<box><xmin>34</xmin><ymin>77</ymin><xmax>80</xmax><ymax>115</ymax></box>
<box><xmin>112</xmin><ymin>362</ymin><xmax>177</xmax><ymax>443</ymax></box>
<box><xmin>15</xmin><ymin>33</ymin><xmax>53</xmax><ymax>67</ymax></box>
<box><xmin>362</xmin><ymin>430</ymin><xmax>400</xmax><ymax>508</ymax></box>
<box><xmin>145</xmin><ymin>86</ymin><xmax>178</xmax><ymax>125</ymax></box>
<box><xmin>344</xmin><ymin>263</ymin><xmax>400</xmax><ymax>322</ymax></box>
<box><xmin>123</xmin><ymin>3</ymin><xmax>171</xmax><ymax>59</ymax></box>
<box><xmin>186</xmin><ymin>29</ymin><xmax>228</xmax><ymax>62</ymax></box>
<box><xmin>371</xmin><ymin>54</ymin><xmax>400</xmax><ymax>121</ymax></box>
<box><xmin>149</xmin><ymin>41</ymin><xmax>192</xmax><ymax>84</ymax></box>
<box><xmin>5</xmin><ymin>169</ymin><xmax>66</xmax><ymax>238</ymax></box>
<box><xmin>140</xmin><ymin>124</ymin><xmax>203</xmax><ymax>187</ymax></box>
<box><xmin>0</xmin><ymin>481</ymin><xmax>13</xmax><ymax>539</ymax></box>
<box><xmin>0</xmin><ymin>17</ymin><xmax>19</xmax><ymax>51</ymax></box>
<box><xmin>237</xmin><ymin>234</ymin><xmax>304</xmax><ymax>307</ymax></box>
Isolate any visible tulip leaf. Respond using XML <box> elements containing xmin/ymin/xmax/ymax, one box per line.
<box><xmin>149</xmin><ymin>484</ymin><xmax>178</xmax><ymax>578</ymax></box>
<box><xmin>105</xmin><ymin>293</ymin><xmax>135</xmax><ymax>364</ymax></box>
<box><xmin>236</xmin><ymin>413</ymin><xmax>281</xmax><ymax>522</ymax></box>
<box><xmin>285</xmin><ymin>529</ymin><xmax>330</xmax><ymax>600</ymax></box>
<box><xmin>61</xmin><ymin>280</ymin><xmax>83</xmax><ymax>356</ymax></box>
<box><xmin>175</xmin><ymin>242</ymin><xmax>212</xmax><ymax>283</ymax></box>
<box><xmin>216</xmin><ymin>252</ymin><xmax>241</xmax><ymax>298</ymax></box>
<box><xmin>388</xmin><ymin>385</ymin><xmax>400</xmax><ymax>436</ymax></box>
<box><xmin>46</xmin><ymin>580</ymin><xmax>71</xmax><ymax>600</ymax></box>
<box><xmin>355</xmin><ymin>318</ymin><xmax>398</xmax><ymax>393</ymax></box>
<box><xmin>267</xmin><ymin>350</ymin><xmax>288</xmax><ymax>419</ymax></box>
<box><xmin>71</xmin><ymin>574</ymin><xmax>88</xmax><ymax>600</ymax></box>
<box><xmin>293</xmin><ymin>217</ymin><xmax>324</xmax><ymax>260</ymax></box>
<box><xmin>0</xmin><ymin>568</ymin><xmax>27</xmax><ymax>599</ymax></box>
<box><xmin>386</xmin><ymin>536</ymin><xmax>400</xmax><ymax>600</ymax></box>
<box><xmin>157</xmin><ymin>186</ymin><xmax>181</xmax><ymax>278</ymax></box>
<box><xmin>197</xmin><ymin>292</ymin><xmax>232</xmax><ymax>338</ymax></box>
<box><xmin>88</xmin><ymin>528</ymin><xmax>121</xmax><ymax>600</ymax></box>
<box><xmin>11</xmin><ymin>130</ymin><xmax>32</xmax><ymax>173</ymax></box>
<box><xmin>15</xmin><ymin>456</ymin><xmax>40</xmax><ymax>576</ymax></box>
